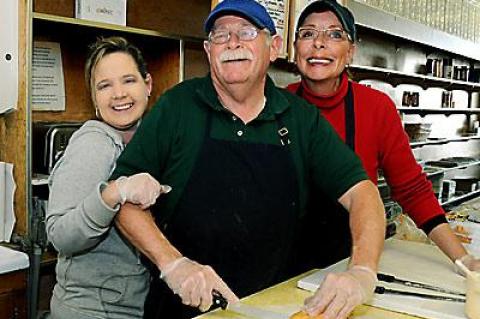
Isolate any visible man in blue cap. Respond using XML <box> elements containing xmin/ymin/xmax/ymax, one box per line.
<box><xmin>111</xmin><ymin>0</ymin><xmax>385</xmax><ymax>318</ymax></box>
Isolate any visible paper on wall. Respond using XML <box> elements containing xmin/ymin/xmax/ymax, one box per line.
<box><xmin>32</xmin><ymin>41</ymin><xmax>66</xmax><ymax>111</ymax></box>
<box><xmin>0</xmin><ymin>162</ymin><xmax>16</xmax><ymax>242</ymax></box>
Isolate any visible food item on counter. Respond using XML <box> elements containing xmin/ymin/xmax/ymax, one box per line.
<box><xmin>453</xmin><ymin>224</ymin><xmax>469</xmax><ymax>235</ymax></box>
<box><xmin>451</xmin><ymin>224</ymin><xmax>473</xmax><ymax>244</ymax></box>
<box><xmin>290</xmin><ymin>310</ymin><xmax>325</xmax><ymax>319</ymax></box>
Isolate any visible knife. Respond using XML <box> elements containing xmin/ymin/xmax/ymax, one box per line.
<box><xmin>375</xmin><ymin>286</ymin><xmax>466</xmax><ymax>303</ymax></box>
<box><xmin>377</xmin><ymin>273</ymin><xmax>465</xmax><ymax>297</ymax></box>
<box><xmin>213</xmin><ymin>290</ymin><xmax>290</xmax><ymax>319</ymax></box>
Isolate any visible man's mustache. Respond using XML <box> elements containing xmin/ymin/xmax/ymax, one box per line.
<box><xmin>219</xmin><ymin>49</ymin><xmax>253</xmax><ymax>62</ymax></box>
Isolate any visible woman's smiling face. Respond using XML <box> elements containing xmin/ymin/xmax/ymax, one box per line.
<box><xmin>93</xmin><ymin>52</ymin><xmax>151</xmax><ymax>130</ymax></box>
<box><xmin>295</xmin><ymin>11</ymin><xmax>355</xmax><ymax>92</ymax></box>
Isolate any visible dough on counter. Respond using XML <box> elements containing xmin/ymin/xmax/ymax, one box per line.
<box><xmin>289</xmin><ymin>310</ymin><xmax>324</xmax><ymax>319</ymax></box>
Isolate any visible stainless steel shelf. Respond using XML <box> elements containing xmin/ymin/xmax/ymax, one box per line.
<box><xmin>427</xmin><ymin>160</ymin><xmax>480</xmax><ymax>174</ymax></box>
<box><xmin>346</xmin><ymin>0</ymin><xmax>480</xmax><ymax>61</ymax></box>
<box><xmin>441</xmin><ymin>189</ymin><xmax>480</xmax><ymax>207</ymax></box>
<box><xmin>410</xmin><ymin>136</ymin><xmax>480</xmax><ymax>148</ymax></box>
<box><xmin>397</xmin><ymin>107</ymin><xmax>480</xmax><ymax>115</ymax></box>
<box><xmin>349</xmin><ymin>65</ymin><xmax>480</xmax><ymax>91</ymax></box>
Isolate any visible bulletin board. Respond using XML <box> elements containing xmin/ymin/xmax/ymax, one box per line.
<box><xmin>210</xmin><ymin>0</ymin><xmax>290</xmax><ymax>58</ymax></box>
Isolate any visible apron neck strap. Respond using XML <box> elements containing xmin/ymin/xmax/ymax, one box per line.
<box><xmin>296</xmin><ymin>81</ymin><xmax>355</xmax><ymax>151</ymax></box>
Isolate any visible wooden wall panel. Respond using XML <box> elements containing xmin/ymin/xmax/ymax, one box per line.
<box><xmin>32</xmin><ymin>24</ymin><xmax>93</xmax><ymax>123</ymax></box>
<box><xmin>127</xmin><ymin>0</ymin><xmax>210</xmax><ymax>39</ymax></box>
<box><xmin>32</xmin><ymin>21</ymin><xmax>181</xmax><ymax>122</ymax></box>
<box><xmin>33</xmin><ymin>0</ymin><xmax>210</xmax><ymax>39</ymax></box>
<box><xmin>33</xmin><ymin>0</ymin><xmax>74</xmax><ymax>17</ymax></box>
<box><xmin>184</xmin><ymin>41</ymin><xmax>209</xmax><ymax>81</ymax></box>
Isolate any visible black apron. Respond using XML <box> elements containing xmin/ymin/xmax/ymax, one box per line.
<box><xmin>144</xmin><ymin>108</ymin><xmax>299</xmax><ymax>318</ymax></box>
<box><xmin>290</xmin><ymin>82</ymin><xmax>355</xmax><ymax>274</ymax></box>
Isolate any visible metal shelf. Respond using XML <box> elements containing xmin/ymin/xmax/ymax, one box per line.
<box><xmin>32</xmin><ymin>174</ymin><xmax>49</xmax><ymax>186</ymax></box>
<box><xmin>349</xmin><ymin>65</ymin><xmax>480</xmax><ymax>91</ymax></box>
<box><xmin>426</xmin><ymin>160</ymin><xmax>480</xmax><ymax>174</ymax></box>
<box><xmin>410</xmin><ymin>136</ymin><xmax>480</xmax><ymax>148</ymax></box>
<box><xmin>397</xmin><ymin>107</ymin><xmax>480</xmax><ymax>116</ymax></box>
<box><xmin>441</xmin><ymin>189</ymin><xmax>480</xmax><ymax>208</ymax></box>
<box><xmin>347</xmin><ymin>0</ymin><xmax>480</xmax><ymax>61</ymax></box>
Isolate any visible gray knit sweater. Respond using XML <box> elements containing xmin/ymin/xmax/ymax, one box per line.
<box><xmin>46</xmin><ymin>120</ymin><xmax>149</xmax><ymax>319</ymax></box>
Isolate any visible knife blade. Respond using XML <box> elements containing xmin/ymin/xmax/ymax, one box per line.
<box><xmin>375</xmin><ymin>286</ymin><xmax>466</xmax><ymax>303</ymax></box>
<box><xmin>212</xmin><ymin>290</ymin><xmax>289</xmax><ymax>319</ymax></box>
<box><xmin>377</xmin><ymin>273</ymin><xmax>465</xmax><ymax>297</ymax></box>
<box><xmin>227</xmin><ymin>302</ymin><xmax>290</xmax><ymax>319</ymax></box>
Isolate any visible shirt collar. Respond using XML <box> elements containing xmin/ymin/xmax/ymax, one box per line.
<box><xmin>196</xmin><ymin>74</ymin><xmax>290</xmax><ymax>120</ymax></box>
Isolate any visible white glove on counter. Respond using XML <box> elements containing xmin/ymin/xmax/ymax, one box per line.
<box><xmin>160</xmin><ymin>257</ymin><xmax>239</xmax><ymax>312</ymax></box>
<box><xmin>304</xmin><ymin>265</ymin><xmax>377</xmax><ymax>319</ymax></box>
<box><xmin>115</xmin><ymin>173</ymin><xmax>170</xmax><ymax>209</ymax></box>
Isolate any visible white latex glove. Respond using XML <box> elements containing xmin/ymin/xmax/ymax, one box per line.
<box><xmin>160</xmin><ymin>257</ymin><xmax>239</xmax><ymax>312</ymax></box>
<box><xmin>455</xmin><ymin>254</ymin><xmax>480</xmax><ymax>276</ymax></box>
<box><xmin>115</xmin><ymin>173</ymin><xmax>170</xmax><ymax>209</ymax></box>
<box><xmin>304</xmin><ymin>265</ymin><xmax>377</xmax><ymax>319</ymax></box>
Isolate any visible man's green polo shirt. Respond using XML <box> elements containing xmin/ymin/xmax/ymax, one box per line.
<box><xmin>111</xmin><ymin>75</ymin><xmax>367</xmax><ymax>224</ymax></box>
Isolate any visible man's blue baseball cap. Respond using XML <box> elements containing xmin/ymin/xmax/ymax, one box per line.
<box><xmin>204</xmin><ymin>0</ymin><xmax>277</xmax><ymax>35</ymax></box>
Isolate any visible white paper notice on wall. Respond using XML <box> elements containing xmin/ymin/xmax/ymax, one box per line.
<box><xmin>0</xmin><ymin>162</ymin><xmax>16</xmax><ymax>242</ymax></box>
<box><xmin>32</xmin><ymin>41</ymin><xmax>66</xmax><ymax>111</ymax></box>
<box><xmin>0</xmin><ymin>0</ymin><xmax>19</xmax><ymax>114</ymax></box>
<box><xmin>76</xmin><ymin>0</ymin><xmax>127</xmax><ymax>26</ymax></box>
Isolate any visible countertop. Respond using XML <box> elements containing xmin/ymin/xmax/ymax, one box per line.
<box><xmin>194</xmin><ymin>270</ymin><xmax>418</xmax><ymax>319</ymax></box>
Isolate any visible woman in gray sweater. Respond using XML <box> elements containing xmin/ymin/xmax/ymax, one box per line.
<box><xmin>46</xmin><ymin>37</ymin><xmax>170</xmax><ymax>319</ymax></box>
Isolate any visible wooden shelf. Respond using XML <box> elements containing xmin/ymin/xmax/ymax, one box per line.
<box><xmin>350</xmin><ymin>64</ymin><xmax>480</xmax><ymax>91</ymax></box>
<box><xmin>32</xmin><ymin>15</ymin><xmax>182</xmax><ymax>124</ymax></box>
<box><xmin>33</xmin><ymin>12</ymin><xmax>203</xmax><ymax>42</ymax></box>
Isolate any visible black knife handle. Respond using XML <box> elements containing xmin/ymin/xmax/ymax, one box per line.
<box><xmin>377</xmin><ymin>273</ymin><xmax>395</xmax><ymax>282</ymax></box>
<box><xmin>375</xmin><ymin>286</ymin><xmax>386</xmax><ymax>294</ymax></box>
<box><xmin>212</xmin><ymin>290</ymin><xmax>228</xmax><ymax>310</ymax></box>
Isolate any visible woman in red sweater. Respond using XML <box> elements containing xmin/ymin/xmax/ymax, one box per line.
<box><xmin>287</xmin><ymin>0</ymin><xmax>479</xmax><ymax>274</ymax></box>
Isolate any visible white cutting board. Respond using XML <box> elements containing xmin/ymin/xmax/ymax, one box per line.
<box><xmin>298</xmin><ymin>239</ymin><xmax>467</xmax><ymax>319</ymax></box>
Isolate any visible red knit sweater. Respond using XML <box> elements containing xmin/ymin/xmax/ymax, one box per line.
<box><xmin>287</xmin><ymin>73</ymin><xmax>446</xmax><ymax>228</ymax></box>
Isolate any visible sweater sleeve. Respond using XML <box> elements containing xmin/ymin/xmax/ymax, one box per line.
<box><xmin>377</xmin><ymin>94</ymin><xmax>446</xmax><ymax>228</ymax></box>
<box><xmin>46</xmin><ymin>128</ymin><xmax>120</xmax><ymax>256</ymax></box>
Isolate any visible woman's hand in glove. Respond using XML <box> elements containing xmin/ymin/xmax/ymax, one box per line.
<box><xmin>114</xmin><ymin>173</ymin><xmax>171</xmax><ymax>209</ymax></box>
<box><xmin>304</xmin><ymin>265</ymin><xmax>377</xmax><ymax>319</ymax></box>
<box><xmin>455</xmin><ymin>254</ymin><xmax>480</xmax><ymax>276</ymax></box>
<box><xmin>160</xmin><ymin>257</ymin><xmax>239</xmax><ymax>312</ymax></box>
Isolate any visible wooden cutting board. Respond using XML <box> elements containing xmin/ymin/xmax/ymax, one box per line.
<box><xmin>298</xmin><ymin>239</ymin><xmax>467</xmax><ymax>319</ymax></box>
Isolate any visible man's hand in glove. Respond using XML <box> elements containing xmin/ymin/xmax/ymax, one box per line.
<box><xmin>304</xmin><ymin>265</ymin><xmax>377</xmax><ymax>319</ymax></box>
<box><xmin>161</xmin><ymin>257</ymin><xmax>239</xmax><ymax>312</ymax></box>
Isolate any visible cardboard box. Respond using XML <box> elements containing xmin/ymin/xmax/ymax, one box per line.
<box><xmin>76</xmin><ymin>0</ymin><xmax>126</xmax><ymax>26</ymax></box>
